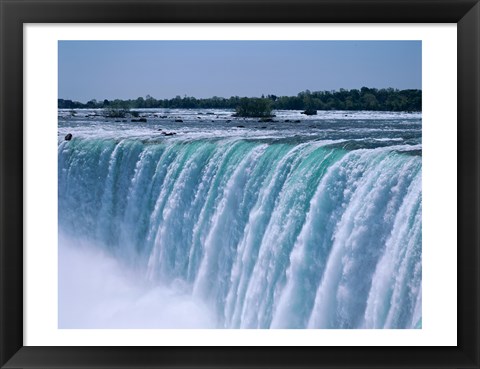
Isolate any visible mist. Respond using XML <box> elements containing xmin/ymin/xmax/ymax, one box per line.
<box><xmin>58</xmin><ymin>234</ymin><xmax>216</xmax><ymax>329</ymax></box>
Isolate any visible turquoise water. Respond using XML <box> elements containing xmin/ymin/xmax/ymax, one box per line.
<box><xmin>58</xmin><ymin>109</ymin><xmax>421</xmax><ymax>329</ymax></box>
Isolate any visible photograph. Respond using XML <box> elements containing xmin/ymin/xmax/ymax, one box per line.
<box><xmin>57</xmin><ymin>40</ymin><xmax>422</xmax><ymax>329</ymax></box>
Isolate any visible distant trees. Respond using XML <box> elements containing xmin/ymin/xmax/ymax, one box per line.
<box><xmin>85</xmin><ymin>99</ymin><xmax>98</xmax><ymax>108</ymax></box>
<box><xmin>58</xmin><ymin>88</ymin><xmax>422</xmax><ymax>112</ymax></box>
<box><xmin>58</xmin><ymin>99</ymin><xmax>83</xmax><ymax>109</ymax></box>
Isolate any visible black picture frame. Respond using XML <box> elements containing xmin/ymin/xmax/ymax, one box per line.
<box><xmin>1</xmin><ymin>0</ymin><xmax>479</xmax><ymax>368</ymax></box>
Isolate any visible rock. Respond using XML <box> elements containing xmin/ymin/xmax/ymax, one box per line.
<box><xmin>65</xmin><ymin>133</ymin><xmax>73</xmax><ymax>141</ymax></box>
<box><xmin>162</xmin><ymin>132</ymin><xmax>176</xmax><ymax>136</ymax></box>
<box><xmin>302</xmin><ymin>108</ymin><xmax>317</xmax><ymax>115</ymax></box>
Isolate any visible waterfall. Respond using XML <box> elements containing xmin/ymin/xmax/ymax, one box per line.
<box><xmin>58</xmin><ymin>136</ymin><xmax>421</xmax><ymax>329</ymax></box>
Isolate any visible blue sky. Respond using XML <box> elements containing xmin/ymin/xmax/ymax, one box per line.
<box><xmin>58</xmin><ymin>41</ymin><xmax>421</xmax><ymax>102</ymax></box>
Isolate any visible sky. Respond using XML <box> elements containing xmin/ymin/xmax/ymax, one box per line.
<box><xmin>58</xmin><ymin>41</ymin><xmax>421</xmax><ymax>102</ymax></box>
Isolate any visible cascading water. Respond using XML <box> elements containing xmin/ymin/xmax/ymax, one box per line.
<box><xmin>58</xmin><ymin>109</ymin><xmax>421</xmax><ymax>329</ymax></box>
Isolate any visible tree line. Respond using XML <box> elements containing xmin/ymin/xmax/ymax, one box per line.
<box><xmin>58</xmin><ymin>87</ymin><xmax>421</xmax><ymax>112</ymax></box>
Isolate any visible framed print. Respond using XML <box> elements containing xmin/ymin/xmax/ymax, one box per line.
<box><xmin>1</xmin><ymin>0</ymin><xmax>479</xmax><ymax>368</ymax></box>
